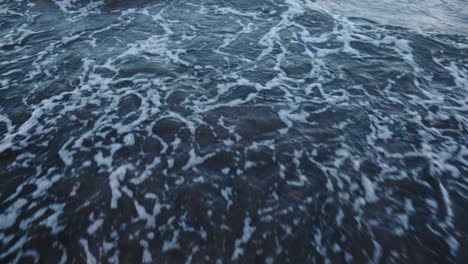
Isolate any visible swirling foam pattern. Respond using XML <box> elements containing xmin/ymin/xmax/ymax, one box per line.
<box><xmin>0</xmin><ymin>0</ymin><xmax>467</xmax><ymax>263</ymax></box>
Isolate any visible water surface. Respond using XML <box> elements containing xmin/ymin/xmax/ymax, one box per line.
<box><xmin>0</xmin><ymin>0</ymin><xmax>467</xmax><ymax>263</ymax></box>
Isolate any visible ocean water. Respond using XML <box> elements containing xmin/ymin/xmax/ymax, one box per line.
<box><xmin>0</xmin><ymin>0</ymin><xmax>467</xmax><ymax>262</ymax></box>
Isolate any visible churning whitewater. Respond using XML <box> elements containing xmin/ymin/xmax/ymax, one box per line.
<box><xmin>0</xmin><ymin>0</ymin><xmax>467</xmax><ymax>263</ymax></box>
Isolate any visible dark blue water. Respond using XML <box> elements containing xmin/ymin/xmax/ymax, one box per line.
<box><xmin>0</xmin><ymin>0</ymin><xmax>467</xmax><ymax>263</ymax></box>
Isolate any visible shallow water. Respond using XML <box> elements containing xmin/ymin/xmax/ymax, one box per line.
<box><xmin>0</xmin><ymin>0</ymin><xmax>467</xmax><ymax>263</ymax></box>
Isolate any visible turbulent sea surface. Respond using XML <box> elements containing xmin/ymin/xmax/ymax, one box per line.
<box><xmin>1</xmin><ymin>0</ymin><xmax>467</xmax><ymax>263</ymax></box>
